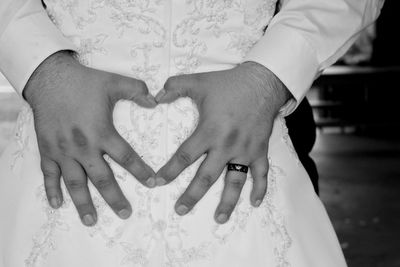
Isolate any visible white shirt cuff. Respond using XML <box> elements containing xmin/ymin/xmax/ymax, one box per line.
<box><xmin>0</xmin><ymin>10</ymin><xmax>76</xmax><ymax>97</ymax></box>
<box><xmin>243</xmin><ymin>23</ymin><xmax>320</xmax><ymax>115</ymax></box>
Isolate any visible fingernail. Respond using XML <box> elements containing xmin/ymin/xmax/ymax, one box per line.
<box><xmin>146</xmin><ymin>177</ymin><xmax>156</xmax><ymax>188</ymax></box>
<box><xmin>83</xmin><ymin>214</ymin><xmax>95</xmax><ymax>226</ymax></box>
<box><xmin>155</xmin><ymin>89</ymin><xmax>166</xmax><ymax>102</ymax></box>
<box><xmin>118</xmin><ymin>209</ymin><xmax>131</xmax><ymax>219</ymax></box>
<box><xmin>176</xmin><ymin>205</ymin><xmax>189</xmax><ymax>215</ymax></box>
<box><xmin>50</xmin><ymin>197</ymin><xmax>59</xmax><ymax>208</ymax></box>
<box><xmin>255</xmin><ymin>199</ymin><xmax>262</xmax><ymax>207</ymax></box>
<box><xmin>216</xmin><ymin>213</ymin><xmax>228</xmax><ymax>224</ymax></box>
<box><xmin>155</xmin><ymin>177</ymin><xmax>166</xmax><ymax>186</ymax></box>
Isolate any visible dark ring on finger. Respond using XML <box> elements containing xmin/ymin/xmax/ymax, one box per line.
<box><xmin>227</xmin><ymin>163</ymin><xmax>248</xmax><ymax>173</ymax></box>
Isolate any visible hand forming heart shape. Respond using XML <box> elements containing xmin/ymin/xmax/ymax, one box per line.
<box><xmin>26</xmin><ymin>51</ymin><xmax>290</xmax><ymax>226</ymax></box>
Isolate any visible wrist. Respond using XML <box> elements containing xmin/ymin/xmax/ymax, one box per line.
<box><xmin>240</xmin><ymin>61</ymin><xmax>292</xmax><ymax>112</ymax></box>
<box><xmin>24</xmin><ymin>50</ymin><xmax>77</xmax><ymax>104</ymax></box>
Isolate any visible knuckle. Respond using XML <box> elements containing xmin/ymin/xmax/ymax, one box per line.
<box><xmin>197</xmin><ymin>173</ymin><xmax>215</xmax><ymax>189</ymax></box>
<box><xmin>38</xmin><ymin>138</ymin><xmax>53</xmax><ymax>154</ymax></box>
<box><xmin>42</xmin><ymin>168</ymin><xmax>59</xmax><ymax>180</ymax></box>
<box><xmin>175</xmin><ymin>149</ymin><xmax>193</xmax><ymax>166</ymax></box>
<box><xmin>64</xmin><ymin>179</ymin><xmax>86</xmax><ymax>191</ymax></box>
<box><xmin>243</xmin><ymin>137</ymin><xmax>252</xmax><ymax>152</ymax></box>
<box><xmin>41</xmin><ymin>164</ymin><xmax>59</xmax><ymax>179</ymax></box>
<box><xmin>223</xmin><ymin>128</ymin><xmax>240</xmax><ymax>149</ymax></box>
<box><xmin>92</xmin><ymin>176</ymin><xmax>114</xmax><ymax>190</ymax></box>
<box><xmin>228</xmin><ymin>177</ymin><xmax>246</xmax><ymax>189</ymax></box>
<box><xmin>198</xmin><ymin>122</ymin><xmax>219</xmax><ymax>141</ymax></box>
<box><xmin>56</xmin><ymin>135</ymin><xmax>69</xmax><ymax>154</ymax></box>
<box><xmin>256</xmin><ymin>140</ymin><xmax>268</xmax><ymax>154</ymax></box>
<box><xmin>118</xmin><ymin>149</ymin><xmax>137</xmax><ymax>167</ymax></box>
<box><xmin>97</xmin><ymin>126</ymin><xmax>113</xmax><ymax>140</ymax></box>
<box><xmin>71</xmin><ymin>127</ymin><xmax>89</xmax><ymax>150</ymax></box>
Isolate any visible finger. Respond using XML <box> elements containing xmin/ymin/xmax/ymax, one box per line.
<box><xmin>155</xmin><ymin>129</ymin><xmax>208</xmax><ymax>186</ymax></box>
<box><xmin>111</xmin><ymin>75</ymin><xmax>156</xmax><ymax>108</ymax></box>
<box><xmin>249</xmin><ymin>156</ymin><xmax>269</xmax><ymax>207</ymax></box>
<box><xmin>214</xmin><ymin>160</ymin><xmax>249</xmax><ymax>224</ymax></box>
<box><xmin>104</xmin><ymin>132</ymin><xmax>156</xmax><ymax>187</ymax></box>
<box><xmin>155</xmin><ymin>74</ymin><xmax>196</xmax><ymax>103</ymax></box>
<box><xmin>41</xmin><ymin>157</ymin><xmax>63</xmax><ymax>209</ymax></box>
<box><xmin>174</xmin><ymin>151</ymin><xmax>226</xmax><ymax>215</ymax></box>
<box><xmin>83</xmin><ymin>156</ymin><xmax>132</xmax><ymax>219</ymax></box>
<box><xmin>60</xmin><ymin>159</ymin><xmax>97</xmax><ymax>226</ymax></box>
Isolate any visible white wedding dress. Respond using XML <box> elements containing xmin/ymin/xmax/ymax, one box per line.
<box><xmin>0</xmin><ymin>0</ymin><xmax>347</xmax><ymax>266</ymax></box>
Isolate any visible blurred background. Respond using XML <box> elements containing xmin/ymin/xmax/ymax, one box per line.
<box><xmin>1</xmin><ymin>1</ymin><xmax>400</xmax><ymax>266</ymax></box>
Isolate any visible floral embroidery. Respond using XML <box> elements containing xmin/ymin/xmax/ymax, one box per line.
<box><xmin>73</xmin><ymin>34</ymin><xmax>109</xmax><ymax>65</ymax></box>
<box><xmin>22</xmin><ymin>1</ymin><xmax>298</xmax><ymax>266</ymax></box>
<box><xmin>260</xmin><ymin>158</ymin><xmax>292</xmax><ymax>267</ymax></box>
<box><xmin>25</xmin><ymin>186</ymin><xmax>72</xmax><ymax>267</ymax></box>
<box><xmin>171</xmin><ymin>0</ymin><xmax>276</xmax><ymax>74</ymax></box>
<box><xmin>10</xmin><ymin>105</ymin><xmax>32</xmax><ymax>170</ymax></box>
<box><xmin>45</xmin><ymin>0</ymin><xmax>98</xmax><ymax>29</ymax></box>
<box><xmin>120</xmin><ymin>245</ymin><xmax>150</xmax><ymax>266</ymax></box>
<box><xmin>165</xmin><ymin>242</ymin><xmax>212</xmax><ymax>266</ymax></box>
<box><xmin>226</xmin><ymin>31</ymin><xmax>261</xmax><ymax>57</ymax></box>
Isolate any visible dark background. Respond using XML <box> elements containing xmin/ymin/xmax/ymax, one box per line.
<box><xmin>310</xmin><ymin>1</ymin><xmax>400</xmax><ymax>266</ymax></box>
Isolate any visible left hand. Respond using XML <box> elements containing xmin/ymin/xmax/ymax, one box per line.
<box><xmin>155</xmin><ymin>61</ymin><xmax>291</xmax><ymax>224</ymax></box>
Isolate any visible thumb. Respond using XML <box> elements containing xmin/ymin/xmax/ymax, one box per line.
<box><xmin>155</xmin><ymin>74</ymin><xmax>196</xmax><ymax>104</ymax></box>
<box><xmin>110</xmin><ymin>75</ymin><xmax>157</xmax><ymax>108</ymax></box>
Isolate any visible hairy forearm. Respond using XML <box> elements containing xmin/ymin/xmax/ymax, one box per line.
<box><xmin>24</xmin><ymin>50</ymin><xmax>76</xmax><ymax>104</ymax></box>
<box><xmin>241</xmin><ymin>61</ymin><xmax>292</xmax><ymax>115</ymax></box>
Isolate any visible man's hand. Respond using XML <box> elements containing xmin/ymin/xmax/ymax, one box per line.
<box><xmin>155</xmin><ymin>61</ymin><xmax>290</xmax><ymax>224</ymax></box>
<box><xmin>25</xmin><ymin>51</ymin><xmax>157</xmax><ymax>226</ymax></box>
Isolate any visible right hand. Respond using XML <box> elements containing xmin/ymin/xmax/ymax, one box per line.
<box><xmin>25</xmin><ymin>51</ymin><xmax>157</xmax><ymax>226</ymax></box>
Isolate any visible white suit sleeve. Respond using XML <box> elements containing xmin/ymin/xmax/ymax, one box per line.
<box><xmin>0</xmin><ymin>0</ymin><xmax>77</xmax><ymax>96</ymax></box>
<box><xmin>243</xmin><ymin>0</ymin><xmax>385</xmax><ymax>115</ymax></box>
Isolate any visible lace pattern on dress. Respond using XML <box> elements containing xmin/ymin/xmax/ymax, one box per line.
<box><xmin>24</xmin><ymin>1</ymin><xmax>293</xmax><ymax>266</ymax></box>
<box><xmin>260</xmin><ymin>157</ymin><xmax>293</xmax><ymax>267</ymax></box>
<box><xmin>172</xmin><ymin>0</ymin><xmax>277</xmax><ymax>74</ymax></box>
<box><xmin>10</xmin><ymin>105</ymin><xmax>32</xmax><ymax>170</ymax></box>
<box><xmin>25</xmin><ymin>186</ymin><xmax>72</xmax><ymax>267</ymax></box>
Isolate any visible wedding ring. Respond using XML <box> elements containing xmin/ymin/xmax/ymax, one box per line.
<box><xmin>227</xmin><ymin>163</ymin><xmax>249</xmax><ymax>173</ymax></box>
